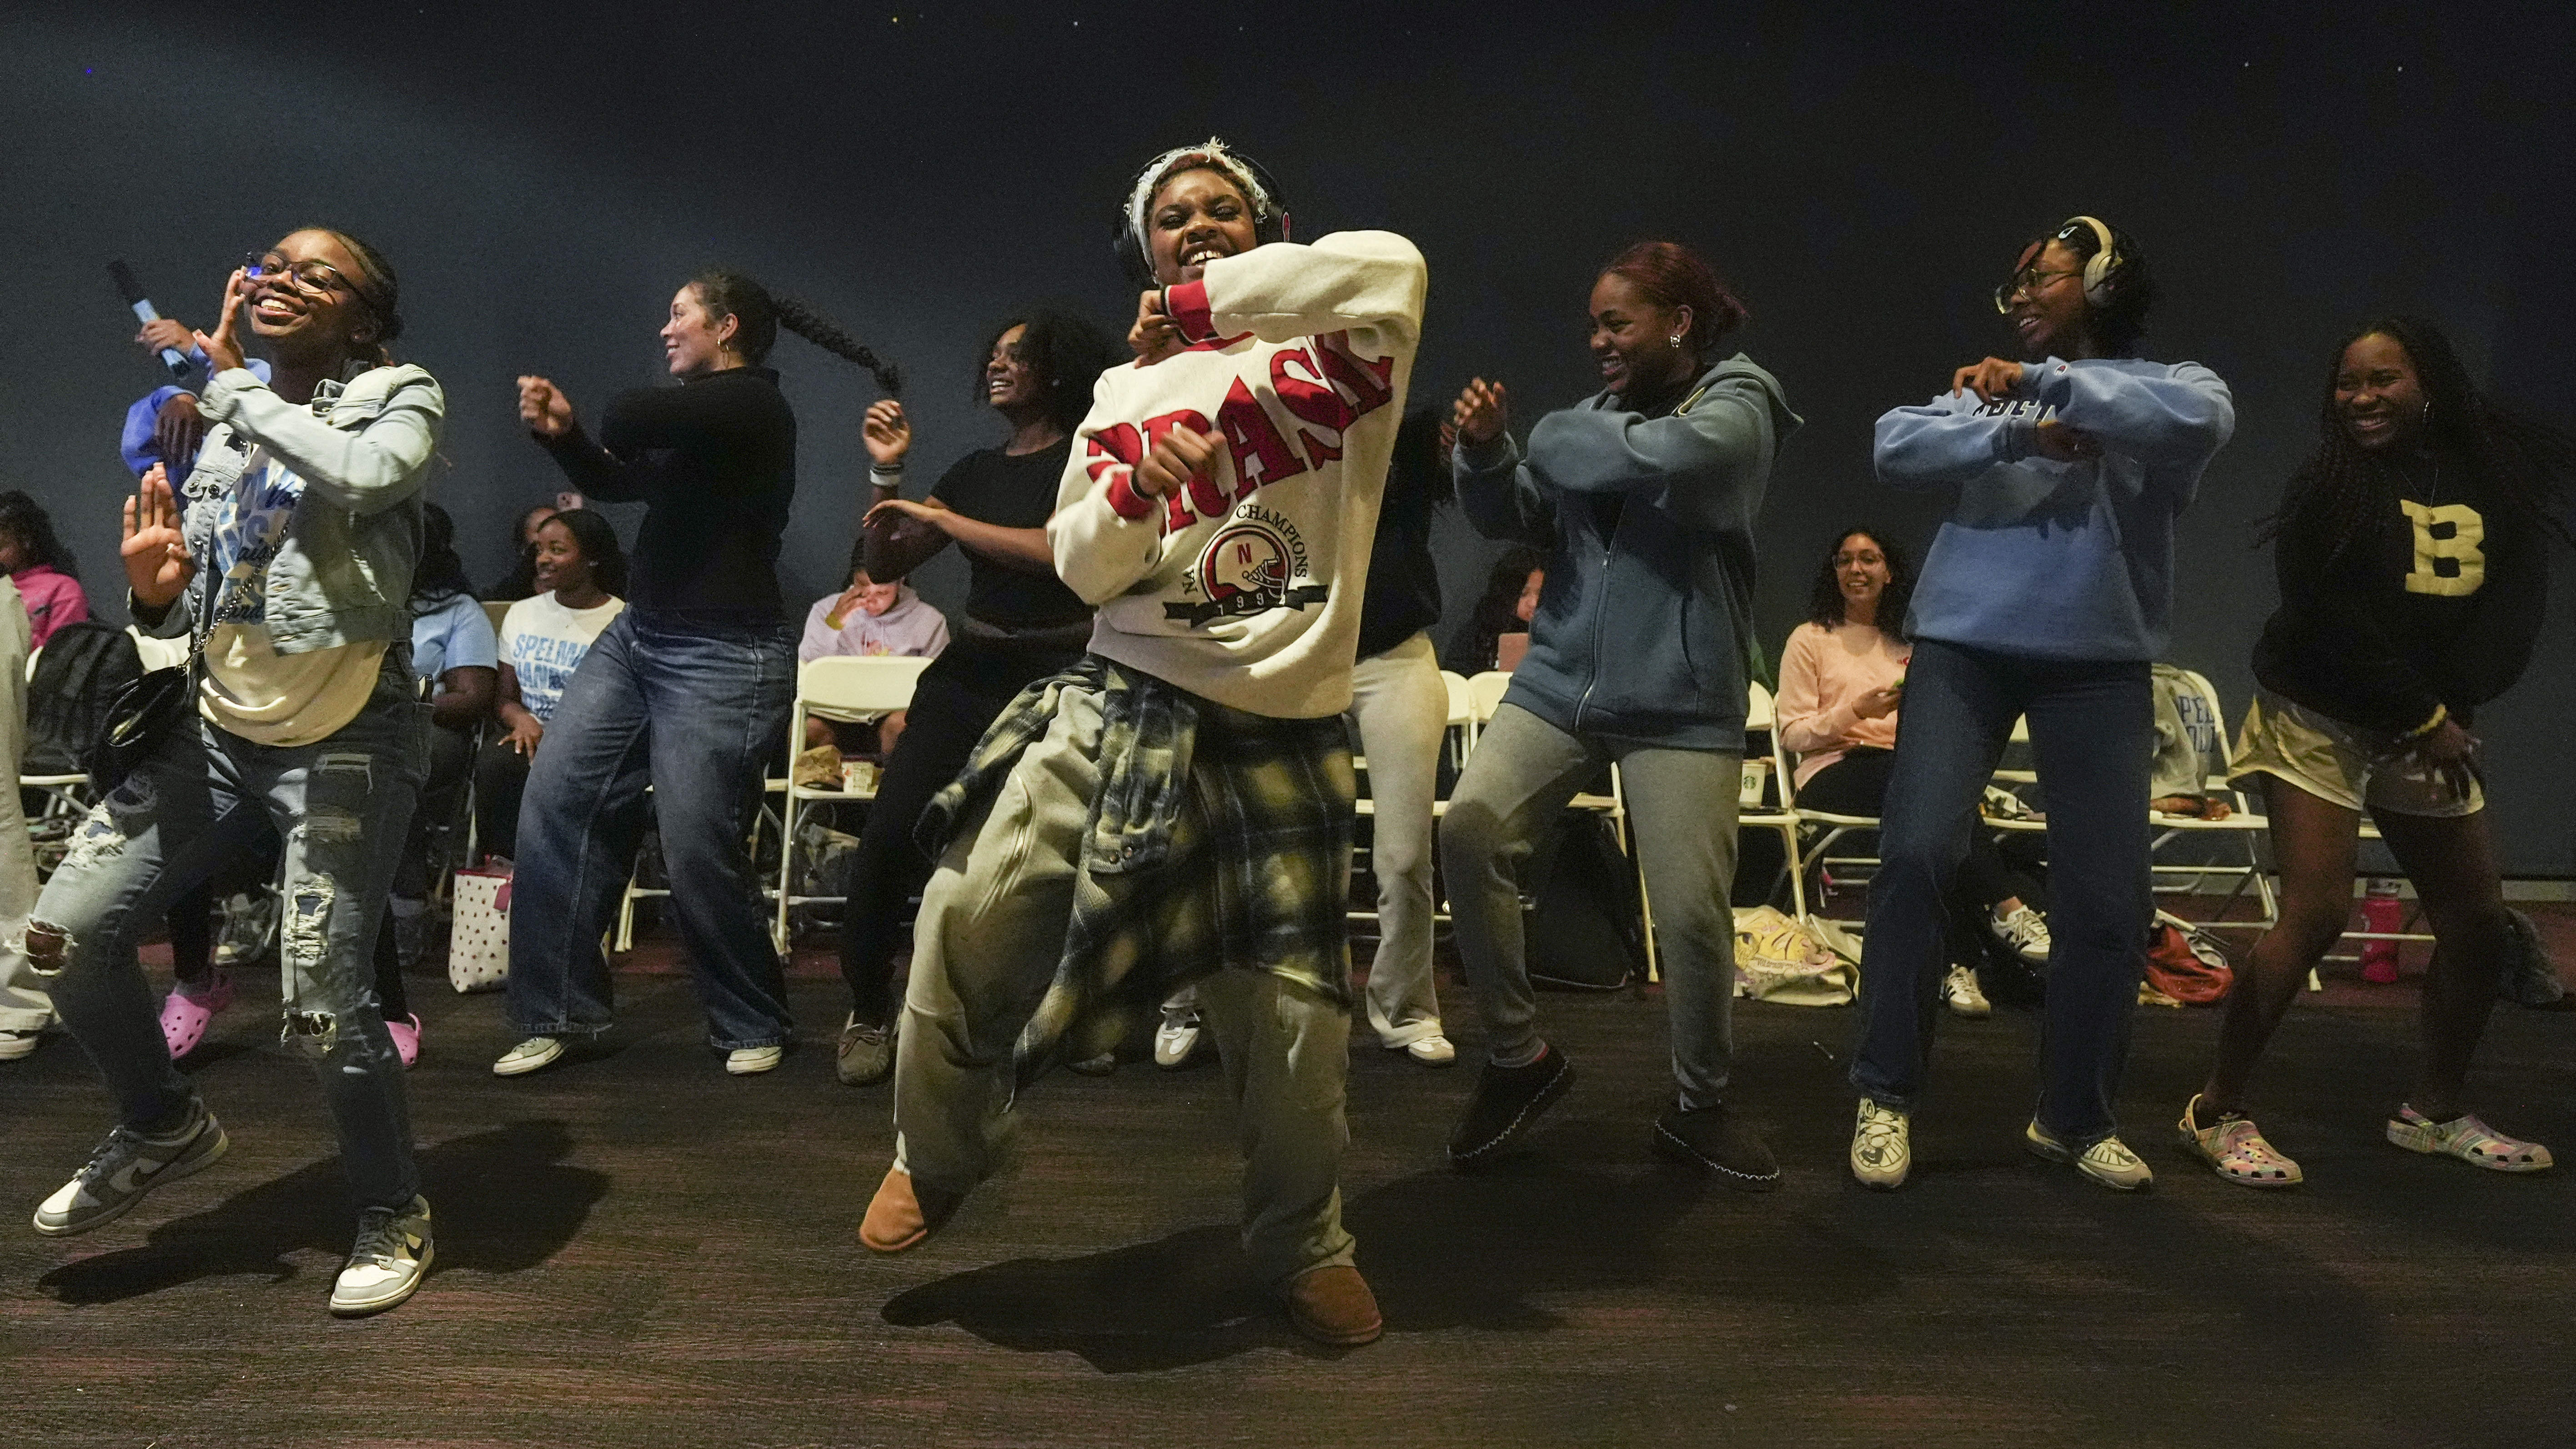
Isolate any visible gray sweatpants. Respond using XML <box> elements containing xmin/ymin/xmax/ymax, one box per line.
<box><xmin>1439</xmin><ymin>703</ymin><xmax>1742</xmax><ymax>1110</ymax></box>
<box><xmin>889</xmin><ymin>679</ymin><xmax>1356</xmax><ymax>1284</ymax></box>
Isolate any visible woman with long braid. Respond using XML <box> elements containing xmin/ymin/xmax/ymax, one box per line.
<box><xmin>2181</xmin><ymin>317</ymin><xmax>2572</xmax><ymax>1185</ymax></box>
<box><xmin>503</xmin><ymin>272</ymin><xmax>898</xmax><ymax>1077</ymax></box>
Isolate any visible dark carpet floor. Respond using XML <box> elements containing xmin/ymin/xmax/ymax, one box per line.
<box><xmin>5</xmin><ymin>913</ymin><xmax>2575</xmax><ymax>1449</ymax></box>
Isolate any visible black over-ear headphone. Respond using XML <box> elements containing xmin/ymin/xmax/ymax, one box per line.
<box><xmin>1112</xmin><ymin>146</ymin><xmax>1293</xmax><ymax>286</ymax></box>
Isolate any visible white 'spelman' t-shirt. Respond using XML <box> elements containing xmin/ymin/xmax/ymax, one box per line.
<box><xmin>200</xmin><ymin>447</ymin><xmax>386</xmax><ymax>747</ymax></box>
<box><xmin>500</xmin><ymin>591</ymin><xmax>626</xmax><ymax>722</ymax></box>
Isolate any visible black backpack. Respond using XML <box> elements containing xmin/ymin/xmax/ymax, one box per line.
<box><xmin>1523</xmin><ymin>809</ymin><xmax>1649</xmax><ymax>991</ymax></box>
<box><xmin>23</xmin><ymin>621</ymin><xmax>144</xmax><ymax>776</ymax></box>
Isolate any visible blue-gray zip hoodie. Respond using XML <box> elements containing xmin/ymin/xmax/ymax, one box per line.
<box><xmin>1873</xmin><ymin>356</ymin><xmax>2233</xmax><ymax>660</ymax></box>
<box><xmin>1453</xmin><ymin>354</ymin><xmax>1798</xmax><ymax>750</ymax></box>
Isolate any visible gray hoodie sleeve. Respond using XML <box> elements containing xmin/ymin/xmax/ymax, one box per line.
<box><xmin>1451</xmin><ymin>432</ymin><xmax>1556</xmax><ymax>546</ymax></box>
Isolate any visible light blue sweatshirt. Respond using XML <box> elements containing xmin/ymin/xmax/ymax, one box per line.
<box><xmin>1873</xmin><ymin>356</ymin><xmax>2233</xmax><ymax>661</ymax></box>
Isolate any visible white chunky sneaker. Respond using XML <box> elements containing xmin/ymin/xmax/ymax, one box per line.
<box><xmin>331</xmin><ymin>1196</ymin><xmax>432</xmax><ymax>1316</ymax></box>
<box><xmin>1942</xmin><ymin>965</ymin><xmax>1992</xmax><ymax>1018</ymax></box>
<box><xmin>34</xmin><ymin>1102</ymin><xmax>229</xmax><ymax>1236</ymax></box>
<box><xmin>1401</xmin><ymin>1033</ymin><xmax>1458</xmax><ymax>1067</ymax></box>
<box><xmin>2025</xmin><ymin>1120</ymin><xmax>2153</xmax><ymax>1191</ymax></box>
<box><xmin>491</xmin><ymin>1036</ymin><xmax>565</xmax><ymax>1078</ymax></box>
<box><xmin>1153</xmin><ymin>1005</ymin><xmax>1203</xmax><ymax>1069</ymax></box>
<box><xmin>1990</xmin><ymin>906</ymin><xmax>2053</xmax><ymax>965</ymax></box>
<box><xmin>726</xmin><ymin>1045</ymin><xmax>784</xmax><ymax>1076</ymax></box>
<box><xmin>1850</xmin><ymin>1098</ymin><xmax>1912</xmax><ymax>1189</ymax></box>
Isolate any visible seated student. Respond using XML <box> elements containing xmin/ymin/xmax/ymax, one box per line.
<box><xmin>369</xmin><ymin>503</ymin><xmax>497</xmax><ymax>1065</ymax></box>
<box><xmin>0</xmin><ymin>491</ymin><xmax>90</xmax><ymax>648</ymax></box>
<box><xmin>1444</xmin><ymin>545</ymin><xmax>1543</xmax><ymax>675</ymax></box>
<box><xmin>479</xmin><ymin>500</ymin><xmax>571</xmax><ymax>602</ymax></box>
<box><xmin>796</xmin><ymin>543</ymin><xmax>949</xmax><ymax>757</ymax></box>
<box><xmin>477</xmin><ymin>509</ymin><xmax>628</xmax><ymax>862</ymax></box>
<box><xmin>2147</xmin><ymin>662</ymin><xmax>2233</xmax><ymax>819</ymax></box>
<box><xmin>1775</xmin><ymin>527</ymin><xmax>2053</xmax><ymax>1019</ymax></box>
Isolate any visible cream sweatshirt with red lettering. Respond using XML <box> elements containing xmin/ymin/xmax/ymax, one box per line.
<box><xmin>1048</xmin><ymin>231</ymin><xmax>1426</xmax><ymax>717</ymax></box>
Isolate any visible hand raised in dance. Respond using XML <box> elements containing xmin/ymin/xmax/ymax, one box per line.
<box><xmin>517</xmin><ymin>376</ymin><xmax>574</xmax><ymax>438</ymax></box>
<box><xmin>121</xmin><ymin>463</ymin><xmax>195</xmax><ymax>611</ymax></box>
<box><xmin>154</xmin><ymin>392</ymin><xmax>207</xmax><ymax>469</ymax></box>
<box><xmin>1134</xmin><ymin>426</ymin><xmax>1220</xmax><ymax>499</ymax></box>
<box><xmin>1950</xmin><ymin>357</ymin><xmax>2025</xmax><ymax>403</ymax></box>
<box><xmin>862</xmin><ymin>494</ymin><xmax>948</xmax><ymax>531</ymax></box>
<box><xmin>1130</xmin><ymin>289</ymin><xmax>1185</xmax><ymax>366</ymax></box>
<box><xmin>1453</xmin><ymin>377</ymin><xmax>1509</xmax><ymax>446</ymax></box>
<box><xmin>863</xmin><ymin>398</ymin><xmax>913</xmax><ymax>471</ymax></box>
<box><xmin>190</xmin><ymin>269</ymin><xmax>251</xmax><ymax>375</ymax></box>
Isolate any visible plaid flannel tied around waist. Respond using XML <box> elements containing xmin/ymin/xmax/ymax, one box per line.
<box><xmin>917</xmin><ymin>654</ymin><xmax>1356</xmax><ymax>1090</ymax></box>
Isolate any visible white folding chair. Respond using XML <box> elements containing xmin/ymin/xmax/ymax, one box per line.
<box><xmin>771</xmin><ymin>655</ymin><xmax>932</xmax><ymax>951</ymax></box>
<box><xmin>1740</xmin><ymin>682</ymin><xmax>1808</xmax><ymax>924</ymax></box>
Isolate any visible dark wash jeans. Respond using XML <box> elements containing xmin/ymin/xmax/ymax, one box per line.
<box><xmin>506</xmin><ymin>608</ymin><xmax>795</xmax><ymax>1051</ymax></box>
<box><xmin>1848</xmin><ymin>638</ymin><xmax>2153</xmax><ymax>1147</ymax></box>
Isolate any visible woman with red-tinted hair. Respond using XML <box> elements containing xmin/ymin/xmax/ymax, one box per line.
<box><xmin>1437</xmin><ymin>240</ymin><xmax>1801</xmax><ymax>1187</ymax></box>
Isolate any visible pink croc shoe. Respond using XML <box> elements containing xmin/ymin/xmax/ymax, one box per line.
<box><xmin>387</xmin><ymin>1015</ymin><xmax>422</xmax><ymax>1069</ymax></box>
<box><xmin>160</xmin><ymin>971</ymin><xmax>236</xmax><ymax>1060</ymax></box>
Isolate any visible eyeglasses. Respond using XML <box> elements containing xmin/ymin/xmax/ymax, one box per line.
<box><xmin>242</xmin><ymin>251</ymin><xmax>355</xmax><ymax>298</ymax></box>
<box><xmin>1991</xmin><ymin>267</ymin><xmax>2081</xmax><ymax>313</ymax></box>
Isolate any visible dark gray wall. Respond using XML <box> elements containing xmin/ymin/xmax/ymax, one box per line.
<box><xmin>5</xmin><ymin>3</ymin><xmax>2571</xmax><ymax>867</ymax></box>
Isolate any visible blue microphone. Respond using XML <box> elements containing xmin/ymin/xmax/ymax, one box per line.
<box><xmin>110</xmin><ymin>261</ymin><xmax>193</xmax><ymax>378</ymax></box>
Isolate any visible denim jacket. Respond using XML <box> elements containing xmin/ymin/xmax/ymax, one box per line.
<box><xmin>148</xmin><ymin>362</ymin><xmax>445</xmax><ymax>654</ymax></box>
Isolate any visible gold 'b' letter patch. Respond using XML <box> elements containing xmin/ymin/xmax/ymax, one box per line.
<box><xmin>2399</xmin><ymin>500</ymin><xmax>2484</xmax><ymax>597</ymax></box>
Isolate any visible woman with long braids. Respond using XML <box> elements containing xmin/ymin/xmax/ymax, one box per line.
<box><xmin>826</xmin><ymin>308</ymin><xmax>1117</xmax><ymax>1087</ymax></box>
<box><xmin>2180</xmin><ymin>317</ymin><xmax>2573</xmax><ymax>1185</ymax></box>
<box><xmin>504</xmin><ymin>272</ymin><xmax>899</xmax><ymax>1078</ymax></box>
<box><xmin>26</xmin><ymin>228</ymin><xmax>443</xmax><ymax>1315</ymax></box>
<box><xmin>1848</xmin><ymin>217</ymin><xmax>2232</xmax><ymax>1193</ymax></box>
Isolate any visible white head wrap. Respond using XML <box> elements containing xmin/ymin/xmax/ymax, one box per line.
<box><xmin>1121</xmin><ymin>136</ymin><xmax>1282</xmax><ymax>258</ymax></box>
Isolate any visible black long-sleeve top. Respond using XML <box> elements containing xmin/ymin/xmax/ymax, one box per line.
<box><xmin>2250</xmin><ymin>456</ymin><xmax>2546</xmax><ymax>734</ymax></box>
<box><xmin>538</xmin><ymin>366</ymin><xmax>797</xmax><ymax>620</ymax></box>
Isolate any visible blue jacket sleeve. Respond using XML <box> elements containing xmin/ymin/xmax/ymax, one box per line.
<box><xmin>1451</xmin><ymin>433</ymin><xmax>1554</xmax><ymax>546</ymax></box>
<box><xmin>2029</xmin><ymin>359</ymin><xmax>2235</xmax><ymax>469</ymax></box>
<box><xmin>120</xmin><ymin>385</ymin><xmax>191</xmax><ymax>476</ymax></box>
<box><xmin>1524</xmin><ymin>376</ymin><xmax>1781</xmax><ymax>531</ymax></box>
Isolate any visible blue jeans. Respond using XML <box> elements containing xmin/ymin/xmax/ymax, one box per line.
<box><xmin>506</xmin><ymin>609</ymin><xmax>794</xmax><ymax>1051</ymax></box>
<box><xmin>34</xmin><ymin>668</ymin><xmax>428</xmax><ymax>1211</ymax></box>
<box><xmin>1848</xmin><ymin>639</ymin><xmax>2153</xmax><ymax>1146</ymax></box>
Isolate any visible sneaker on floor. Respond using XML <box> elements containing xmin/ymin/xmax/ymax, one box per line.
<box><xmin>159</xmin><ymin>971</ymin><xmax>236</xmax><ymax>1060</ymax></box>
<box><xmin>836</xmin><ymin>1015</ymin><xmax>895</xmax><ymax>1087</ymax></box>
<box><xmin>491</xmin><ymin>1036</ymin><xmax>565</xmax><ymax>1078</ymax></box>
<box><xmin>2386</xmin><ymin>1106</ymin><xmax>2553</xmax><ymax>1172</ymax></box>
<box><xmin>1153</xmin><ymin>1007</ymin><xmax>1203</xmax><ymax>1070</ymax></box>
<box><xmin>1446</xmin><ymin>1044</ymin><xmax>1575</xmax><ymax>1167</ymax></box>
<box><xmin>1398</xmin><ymin>1033</ymin><xmax>1458</xmax><ymax>1067</ymax></box>
<box><xmin>1280</xmin><ymin>1263</ymin><xmax>1383</xmax><ymax>1347</ymax></box>
<box><xmin>1651</xmin><ymin>1103</ymin><xmax>1779</xmax><ymax>1191</ymax></box>
<box><xmin>330</xmin><ymin>1196</ymin><xmax>433</xmax><ymax>1317</ymax></box>
<box><xmin>1989</xmin><ymin>906</ymin><xmax>2052</xmax><ymax>965</ymax></box>
<box><xmin>859</xmin><ymin>1165</ymin><xmax>964</xmax><ymax>1253</ymax></box>
<box><xmin>1942</xmin><ymin>965</ymin><xmax>1992</xmax><ymax>1019</ymax></box>
<box><xmin>1850</xmin><ymin>1098</ymin><xmax>1912</xmax><ymax>1189</ymax></box>
<box><xmin>387</xmin><ymin>1015</ymin><xmax>422</xmax><ymax>1070</ymax></box>
<box><xmin>0</xmin><ymin>1024</ymin><xmax>45</xmax><ymax>1062</ymax></box>
<box><xmin>2025</xmin><ymin>1120</ymin><xmax>2153</xmax><ymax>1191</ymax></box>
<box><xmin>1068</xmin><ymin>1051</ymin><xmax>1118</xmax><ymax>1077</ymax></box>
<box><xmin>726</xmin><ymin>1045</ymin><xmax>784</xmax><ymax>1076</ymax></box>
<box><xmin>2178</xmin><ymin>1094</ymin><xmax>2301</xmax><ymax>1187</ymax></box>
<box><xmin>213</xmin><ymin>891</ymin><xmax>278</xmax><ymax>968</ymax></box>
<box><xmin>33</xmin><ymin>1102</ymin><xmax>230</xmax><ymax>1236</ymax></box>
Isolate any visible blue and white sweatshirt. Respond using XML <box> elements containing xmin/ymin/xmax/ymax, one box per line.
<box><xmin>1874</xmin><ymin>356</ymin><xmax>2234</xmax><ymax>661</ymax></box>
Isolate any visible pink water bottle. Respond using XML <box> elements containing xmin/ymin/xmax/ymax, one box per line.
<box><xmin>2360</xmin><ymin>878</ymin><xmax>2403</xmax><ymax>984</ymax></box>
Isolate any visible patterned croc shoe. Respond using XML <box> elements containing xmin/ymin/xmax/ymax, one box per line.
<box><xmin>2178</xmin><ymin>1094</ymin><xmax>2302</xmax><ymax>1187</ymax></box>
<box><xmin>2386</xmin><ymin>1107</ymin><xmax>2555</xmax><ymax>1173</ymax></box>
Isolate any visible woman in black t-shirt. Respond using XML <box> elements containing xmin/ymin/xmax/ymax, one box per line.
<box><xmin>506</xmin><ymin>271</ymin><xmax>898</xmax><ymax>1079</ymax></box>
<box><xmin>831</xmin><ymin>309</ymin><xmax>1122</xmax><ymax>1086</ymax></box>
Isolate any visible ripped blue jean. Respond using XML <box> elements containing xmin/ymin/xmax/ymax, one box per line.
<box><xmin>31</xmin><ymin>666</ymin><xmax>428</xmax><ymax>1212</ymax></box>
